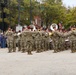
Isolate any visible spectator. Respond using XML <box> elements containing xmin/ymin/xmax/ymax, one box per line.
<box><xmin>1</xmin><ymin>33</ymin><xmax>6</xmax><ymax>48</ymax></box>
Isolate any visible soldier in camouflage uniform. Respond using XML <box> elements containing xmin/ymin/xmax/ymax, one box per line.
<box><xmin>50</xmin><ymin>31</ymin><xmax>60</xmax><ymax>53</ymax></box>
<box><xmin>69</xmin><ymin>30</ymin><xmax>76</xmax><ymax>53</ymax></box>
<box><xmin>32</xmin><ymin>31</ymin><xmax>37</xmax><ymax>51</ymax></box>
<box><xmin>21</xmin><ymin>30</ymin><xmax>29</xmax><ymax>53</ymax></box>
<box><xmin>64</xmin><ymin>31</ymin><xmax>72</xmax><ymax>52</ymax></box>
<box><xmin>57</xmin><ymin>31</ymin><xmax>65</xmax><ymax>51</ymax></box>
<box><xmin>13</xmin><ymin>31</ymin><xmax>17</xmax><ymax>52</ymax></box>
<box><xmin>5</xmin><ymin>28</ymin><xmax>14</xmax><ymax>53</ymax></box>
<box><xmin>44</xmin><ymin>31</ymin><xmax>49</xmax><ymax>51</ymax></box>
<box><xmin>64</xmin><ymin>36</ymin><xmax>70</xmax><ymax>50</ymax></box>
<box><xmin>41</xmin><ymin>32</ymin><xmax>45</xmax><ymax>51</ymax></box>
<box><xmin>17</xmin><ymin>32</ymin><xmax>22</xmax><ymax>51</ymax></box>
<box><xmin>49</xmin><ymin>31</ymin><xmax>53</xmax><ymax>50</ymax></box>
<box><xmin>35</xmin><ymin>31</ymin><xmax>42</xmax><ymax>53</ymax></box>
<box><xmin>25</xmin><ymin>31</ymin><xmax>33</xmax><ymax>54</ymax></box>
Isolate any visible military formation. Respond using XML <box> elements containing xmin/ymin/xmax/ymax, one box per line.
<box><xmin>5</xmin><ymin>28</ymin><xmax>76</xmax><ymax>54</ymax></box>
<box><xmin>50</xmin><ymin>30</ymin><xmax>76</xmax><ymax>53</ymax></box>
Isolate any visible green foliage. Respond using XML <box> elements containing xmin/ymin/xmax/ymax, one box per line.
<box><xmin>0</xmin><ymin>0</ymin><xmax>76</xmax><ymax>29</ymax></box>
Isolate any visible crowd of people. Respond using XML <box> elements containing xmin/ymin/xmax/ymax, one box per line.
<box><xmin>0</xmin><ymin>24</ymin><xmax>76</xmax><ymax>54</ymax></box>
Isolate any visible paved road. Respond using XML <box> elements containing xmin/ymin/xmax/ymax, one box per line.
<box><xmin>0</xmin><ymin>48</ymin><xmax>76</xmax><ymax>75</ymax></box>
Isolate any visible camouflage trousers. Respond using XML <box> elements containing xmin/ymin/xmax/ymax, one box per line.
<box><xmin>7</xmin><ymin>40</ymin><xmax>16</xmax><ymax>52</ymax></box>
<box><xmin>53</xmin><ymin>41</ymin><xmax>59</xmax><ymax>53</ymax></box>
<box><xmin>35</xmin><ymin>40</ymin><xmax>41</xmax><ymax>53</ymax></box>
<box><xmin>58</xmin><ymin>40</ymin><xmax>65</xmax><ymax>51</ymax></box>
<box><xmin>41</xmin><ymin>40</ymin><xmax>45</xmax><ymax>51</ymax></box>
<box><xmin>26</xmin><ymin>41</ymin><xmax>33</xmax><ymax>54</ymax></box>
<box><xmin>13</xmin><ymin>41</ymin><xmax>16</xmax><ymax>52</ymax></box>
<box><xmin>70</xmin><ymin>40</ymin><xmax>76</xmax><ymax>53</ymax></box>
<box><xmin>18</xmin><ymin>40</ymin><xmax>22</xmax><ymax>51</ymax></box>
<box><xmin>45</xmin><ymin>40</ymin><xmax>49</xmax><ymax>51</ymax></box>
<box><xmin>64</xmin><ymin>41</ymin><xmax>70</xmax><ymax>50</ymax></box>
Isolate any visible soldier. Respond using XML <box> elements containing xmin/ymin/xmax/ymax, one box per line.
<box><xmin>21</xmin><ymin>30</ymin><xmax>27</xmax><ymax>53</ymax></box>
<box><xmin>51</xmin><ymin>31</ymin><xmax>60</xmax><ymax>53</ymax></box>
<box><xmin>13</xmin><ymin>31</ymin><xmax>17</xmax><ymax>52</ymax></box>
<box><xmin>70</xmin><ymin>31</ymin><xmax>76</xmax><ymax>53</ymax></box>
<box><xmin>41</xmin><ymin>32</ymin><xmax>46</xmax><ymax>51</ymax></box>
<box><xmin>17</xmin><ymin>31</ymin><xmax>22</xmax><ymax>51</ymax></box>
<box><xmin>35</xmin><ymin>32</ymin><xmax>42</xmax><ymax>53</ymax></box>
<box><xmin>48</xmin><ymin>31</ymin><xmax>53</xmax><ymax>50</ymax></box>
<box><xmin>64</xmin><ymin>37</ymin><xmax>70</xmax><ymax>50</ymax></box>
<box><xmin>44</xmin><ymin>31</ymin><xmax>49</xmax><ymax>51</ymax></box>
<box><xmin>32</xmin><ymin>31</ymin><xmax>37</xmax><ymax>51</ymax></box>
<box><xmin>21</xmin><ymin>27</ymin><xmax>30</xmax><ymax>53</ymax></box>
<box><xmin>57</xmin><ymin>31</ymin><xmax>65</xmax><ymax>51</ymax></box>
<box><xmin>64</xmin><ymin>31</ymin><xmax>71</xmax><ymax>50</ymax></box>
<box><xmin>64</xmin><ymin>31</ymin><xmax>72</xmax><ymax>52</ymax></box>
<box><xmin>5</xmin><ymin>28</ymin><xmax>14</xmax><ymax>53</ymax></box>
<box><xmin>26</xmin><ymin>31</ymin><xmax>33</xmax><ymax>55</ymax></box>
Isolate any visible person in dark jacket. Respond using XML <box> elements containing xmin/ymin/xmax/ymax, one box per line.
<box><xmin>1</xmin><ymin>33</ymin><xmax>6</xmax><ymax>48</ymax></box>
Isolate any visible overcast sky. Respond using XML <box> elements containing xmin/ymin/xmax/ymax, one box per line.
<box><xmin>63</xmin><ymin>0</ymin><xmax>76</xmax><ymax>7</ymax></box>
<box><xmin>37</xmin><ymin>0</ymin><xmax>76</xmax><ymax>7</ymax></box>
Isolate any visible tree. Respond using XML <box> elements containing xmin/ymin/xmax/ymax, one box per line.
<box><xmin>0</xmin><ymin>0</ymin><xmax>76</xmax><ymax>29</ymax></box>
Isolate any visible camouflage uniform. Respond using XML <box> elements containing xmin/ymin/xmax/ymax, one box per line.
<box><xmin>17</xmin><ymin>33</ymin><xmax>22</xmax><ymax>51</ymax></box>
<box><xmin>69</xmin><ymin>31</ymin><xmax>76</xmax><ymax>53</ymax></box>
<box><xmin>44</xmin><ymin>32</ymin><xmax>49</xmax><ymax>51</ymax></box>
<box><xmin>64</xmin><ymin>37</ymin><xmax>70</xmax><ymax>50</ymax></box>
<box><xmin>41</xmin><ymin>32</ymin><xmax>45</xmax><ymax>51</ymax></box>
<box><xmin>49</xmin><ymin>32</ymin><xmax>53</xmax><ymax>50</ymax></box>
<box><xmin>5</xmin><ymin>30</ymin><xmax>14</xmax><ymax>53</ymax></box>
<box><xmin>21</xmin><ymin>31</ymin><xmax>27</xmax><ymax>53</ymax></box>
<box><xmin>51</xmin><ymin>31</ymin><xmax>60</xmax><ymax>53</ymax></box>
<box><xmin>35</xmin><ymin>32</ymin><xmax>42</xmax><ymax>53</ymax></box>
<box><xmin>13</xmin><ymin>32</ymin><xmax>17</xmax><ymax>52</ymax></box>
<box><xmin>57</xmin><ymin>32</ymin><xmax>65</xmax><ymax>51</ymax></box>
<box><xmin>32</xmin><ymin>32</ymin><xmax>37</xmax><ymax>51</ymax></box>
<box><xmin>26</xmin><ymin>31</ymin><xmax>33</xmax><ymax>54</ymax></box>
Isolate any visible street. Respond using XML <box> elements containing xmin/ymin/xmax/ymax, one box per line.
<box><xmin>0</xmin><ymin>48</ymin><xmax>76</xmax><ymax>75</ymax></box>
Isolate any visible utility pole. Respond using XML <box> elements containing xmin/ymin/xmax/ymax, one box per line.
<box><xmin>18</xmin><ymin>0</ymin><xmax>20</xmax><ymax>25</ymax></box>
<box><xmin>0</xmin><ymin>0</ymin><xmax>8</xmax><ymax>31</ymax></box>
<box><xmin>8</xmin><ymin>0</ymin><xmax>11</xmax><ymax>25</ymax></box>
<box><xmin>16</xmin><ymin>0</ymin><xmax>22</xmax><ymax>32</ymax></box>
<box><xmin>30</xmin><ymin>0</ymin><xmax>32</xmax><ymax>24</ymax></box>
<box><xmin>1</xmin><ymin>3</ymin><xmax>4</xmax><ymax>31</ymax></box>
<box><xmin>1</xmin><ymin>3</ymin><xmax>6</xmax><ymax>31</ymax></box>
